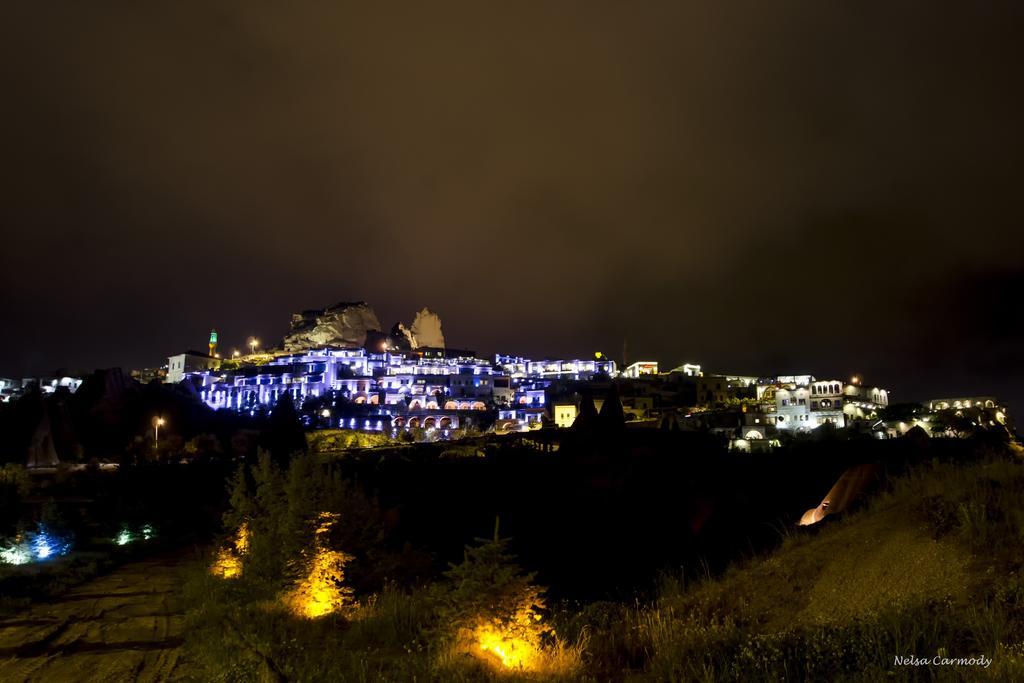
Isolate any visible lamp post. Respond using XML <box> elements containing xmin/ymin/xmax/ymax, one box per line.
<box><xmin>153</xmin><ymin>416</ymin><xmax>165</xmax><ymax>451</ymax></box>
<box><xmin>249</xmin><ymin>337</ymin><xmax>259</xmax><ymax>355</ymax></box>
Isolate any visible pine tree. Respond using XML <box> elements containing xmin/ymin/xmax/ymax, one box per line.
<box><xmin>438</xmin><ymin>518</ymin><xmax>551</xmax><ymax>670</ymax></box>
<box><xmin>598</xmin><ymin>385</ymin><xmax>626</xmax><ymax>432</ymax></box>
<box><xmin>260</xmin><ymin>393</ymin><xmax>307</xmax><ymax>469</ymax></box>
<box><xmin>573</xmin><ymin>394</ymin><xmax>600</xmax><ymax>433</ymax></box>
<box><xmin>223</xmin><ymin>465</ymin><xmax>252</xmax><ymax>531</ymax></box>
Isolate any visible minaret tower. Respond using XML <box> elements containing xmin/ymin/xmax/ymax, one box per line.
<box><xmin>209</xmin><ymin>329</ymin><xmax>218</xmax><ymax>357</ymax></box>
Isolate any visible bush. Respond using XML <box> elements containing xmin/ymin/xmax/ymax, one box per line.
<box><xmin>433</xmin><ymin>519</ymin><xmax>585</xmax><ymax>676</ymax></box>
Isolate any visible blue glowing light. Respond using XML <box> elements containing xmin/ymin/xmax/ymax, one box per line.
<box><xmin>32</xmin><ymin>531</ymin><xmax>62</xmax><ymax>560</ymax></box>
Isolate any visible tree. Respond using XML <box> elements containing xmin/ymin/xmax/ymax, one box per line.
<box><xmin>572</xmin><ymin>394</ymin><xmax>599</xmax><ymax>433</ymax></box>
<box><xmin>260</xmin><ymin>393</ymin><xmax>307</xmax><ymax>468</ymax></box>
<box><xmin>880</xmin><ymin>402</ymin><xmax>924</xmax><ymax>422</ymax></box>
<box><xmin>437</xmin><ymin>518</ymin><xmax>551</xmax><ymax>671</ymax></box>
<box><xmin>598</xmin><ymin>386</ymin><xmax>626</xmax><ymax>432</ymax></box>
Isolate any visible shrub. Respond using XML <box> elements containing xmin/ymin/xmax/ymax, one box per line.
<box><xmin>434</xmin><ymin>518</ymin><xmax>585</xmax><ymax>676</ymax></box>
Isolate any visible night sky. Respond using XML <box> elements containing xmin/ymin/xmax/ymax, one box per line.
<box><xmin>2</xmin><ymin>3</ymin><xmax>1022</xmax><ymax>412</ymax></box>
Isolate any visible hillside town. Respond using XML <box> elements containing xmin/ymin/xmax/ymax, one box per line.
<box><xmin>3</xmin><ymin>302</ymin><xmax>1012</xmax><ymax>455</ymax></box>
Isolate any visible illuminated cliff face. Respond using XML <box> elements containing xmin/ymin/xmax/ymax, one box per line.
<box><xmin>282</xmin><ymin>513</ymin><xmax>354</xmax><ymax>619</ymax></box>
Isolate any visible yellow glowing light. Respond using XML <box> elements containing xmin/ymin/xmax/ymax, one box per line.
<box><xmin>233</xmin><ymin>522</ymin><xmax>250</xmax><ymax>554</ymax></box>
<box><xmin>283</xmin><ymin>513</ymin><xmax>354</xmax><ymax>619</ymax></box>
<box><xmin>211</xmin><ymin>547</ymin><xmax>243</xmax><ymax>578</ymax></box>
<box><xmin>475</xmin><ymin>623</ymin><xmax>540</xmax><ymax>670</ymax></box>
<box><xmin>211</xmin><ymin>523</ymin><xmax>250</xmax><ymax>579</ymax></box>
<box><xmin>285</xmin><ymin>547</ymin><xmax>354</xmax><ymax>618</ymax></box>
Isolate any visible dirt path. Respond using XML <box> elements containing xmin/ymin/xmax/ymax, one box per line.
<box><xmin>0</xmin><ymin>556</ymin><xmax>194</xmax><ymax>682</ymax></box>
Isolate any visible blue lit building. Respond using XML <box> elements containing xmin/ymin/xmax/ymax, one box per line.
<box><xmin>179</xmin><ymin>347</ymin><xmax>617</xmax><ymax>432</ymax></box>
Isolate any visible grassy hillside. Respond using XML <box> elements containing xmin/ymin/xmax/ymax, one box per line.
<box><xmin>182</xmin><ymin>444</ymin><xmax>1024</xmax><ymax>681</ymax></box>
<box><xmin>572</xmin><ymin>450</ymin><xmax>1024</xmax><ymax>681</ymax></box>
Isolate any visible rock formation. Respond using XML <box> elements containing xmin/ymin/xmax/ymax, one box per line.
<box><xmin>386</xmin><ymin>308</ymin><xmax>446</xmax><ymax>350</ymax></box>
<box><xmin>283</xmin><ymin>302</ymin><xmax>382</xmax><ymax>351</ymax></box>
<box><xmin>390</xmin><ymin>322</ymin><xmax>416</xmax><ymax>351</ymax></box>
<box><xmin>409</xmin><ymin>308</ymin><xmax>445</xmax><ymax>349</ymax></box>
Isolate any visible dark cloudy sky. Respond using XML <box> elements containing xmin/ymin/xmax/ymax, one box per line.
<box><xmin>2</xmin><ymin>2</ymin><xmax>1022</xmax><ymax>411</ymax></box>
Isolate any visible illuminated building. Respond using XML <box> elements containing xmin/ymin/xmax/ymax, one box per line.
<box><xmin>668</xmin><ymin>363</ymin><xmax>702</xmax><ymax>376</ymax></box>
<box><xmin>495</xmin><ymin>355</ymin><xmax>617</xmax><ymax>380</ymax></box>
<box><xmin>622</xmin><ymin>361</ymin><xmax>658</xmax><ymax>378</ymax></box>
<box><xmin>697</xmin><ymin>375</ymin><xmax>756</xmax><ymax>407</ymax></box>
<box><xmin>775</xmin><ymin>384</ymin><xmax>827</xmax><ymax>430</ymax></box>
<box><xmin>0</xmin><ymin>377</ymin><xmax>20</xmax><ymax>402</ymax></box>
<box><xmin>927</xmin><ymin>396</ymin><xmax>1001</xmax><ymax>412</ymax></box>
<box><xmin>5</xmin><ymin>376</ymin><xmax>84</xmax><ymax>402</ymax></box>
<box><xmin>552</xmin><ymin>402</ymin><xmax>578</xmax><ymax>428</ymax></box>
<box><xmin>841</xmin><ymin>383</ymin><xmax>889</xmax><ymax>421</ymax></box>
<box><xmin>176</xmin><ymin>347</ymin><xmax>622</xmax><ymax>432</ymax></box>
<box><xmin>166</xmin><ymin>350</ymin><xmax>221</xmax><ymax>384</ymax></box>
<box><xmin>772</xmin><ymin>378</ymin><xmax>889</xmax><ymax>431</ymax></box>
<box><xmin>923</xmin><ymin>396</ymin><xmax>1014</xmax><ymax>436</ymax></box>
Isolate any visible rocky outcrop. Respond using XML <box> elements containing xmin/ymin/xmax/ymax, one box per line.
<box><xmin>409</xmin><ymin>308</ymin><xmax>445</xmax><ymax>349</ymax></box>
<box><xmin>386</xmin><ymin>309</ymin><xmax>446</xmax><ymax>350</ymax></box>
<box><xmin>391</xmin><ymin>322</ymin><xmax>416</xmax><ymax>351</ymax></box>
<box><xmin>282</xmin><ymin>302</ymin><xmax>382</xmax><ymax>351</ymax></box>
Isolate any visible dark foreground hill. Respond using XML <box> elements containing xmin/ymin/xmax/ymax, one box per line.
<box><xmin>180</xmin><ymin>440</ymin><xmax>1024</xmax><ymax>680</ymax></box>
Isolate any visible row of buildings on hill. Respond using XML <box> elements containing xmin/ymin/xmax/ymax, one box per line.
<box><xmin>162</xmin><ymin>343</ymin><xmax>1014</xmax><ymax>446</ymax></box>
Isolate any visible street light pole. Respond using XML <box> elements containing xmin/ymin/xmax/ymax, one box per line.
<box><xmin>153</xmin><ymin>416</ymin><xmax>165</xmax><ymax>451</ymax></box>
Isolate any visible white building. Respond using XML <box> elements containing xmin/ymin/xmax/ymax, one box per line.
<box><xmin>167</xmin><ymin>351</ymin><xmax>221</xmax><ymax>384</ymax></box>
<box><xmin>774</xmin><ymin>379</ymin><xmax>846</xmax><ymax>431</ymax></box>
<box><xmin>623</xmin><ymin>361</ymin><xmax>658</xmax><ymax>378</ymax></box>
<box><xmin>495</xmin><ymin>355</ymin><xmax>616</xmax><ymax>380</ymax></box>
<box><xmin>842</xmin><ymin>383</ymin><xmax>889</xmax><ymax>421</ymax></box>
<box><xmin>0</xmin><ymin>378</ymin><xmax>20</xmax><ymax>402</ymax></box>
